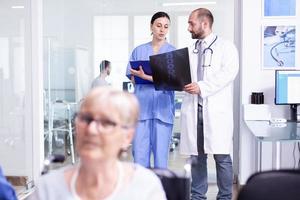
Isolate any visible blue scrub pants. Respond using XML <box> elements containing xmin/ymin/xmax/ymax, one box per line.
<box><xmin>132</xmin><ymin>119</ymin><xmax>172</xmax><ymax>169</ymax></box>
<box><xmin>191</xmin><ymin>104</ymin><xmax>233</xmax><ymax>200</ymax></box>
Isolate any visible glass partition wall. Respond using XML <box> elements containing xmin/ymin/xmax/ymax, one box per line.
<box><xmin>43</xmin><ymin>0</ymin><xmax>235</xmax><ymax>181</ymax></box>
<box><xmin>0</xmin><ymin>1</ymin><xmax>30</xmax><ymax>179</ymax></box>
<box><xmin>0</xmin><ymin>0</ymin><xmax>44</xmax><ymax>197</ymax></box>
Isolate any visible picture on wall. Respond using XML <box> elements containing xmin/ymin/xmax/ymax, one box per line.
<box><xmin>264</xmin><ymin>0</ymin><xmax>296</xmax><ymax>17</ymax></box>
<box><xmin>263</xmin><ymin>25</ymin><xmax>295</xmax><ymax>69</ymax></box>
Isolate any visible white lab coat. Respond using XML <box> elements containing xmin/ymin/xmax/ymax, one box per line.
<box><xmin>180</xmin><ymin>34</ymin><xmax>239</xmax><ymax>155</ymax></box>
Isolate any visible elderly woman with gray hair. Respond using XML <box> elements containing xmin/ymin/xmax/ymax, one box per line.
<box><xmin>30</xmin><ymin>87</ymin><xmax>166</xmax><ymax>200</ymax></box>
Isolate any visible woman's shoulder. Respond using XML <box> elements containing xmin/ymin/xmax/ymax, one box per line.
<box><xmin>165</xmin><ymin>42</ymin><xmax>176</xmax><ymax>50</ymax></box>
<box><xmin>29</xmin><ymin>166</ymin><xmax>74</xmax><ymax>200</ymax></box>
<box><xmin>133</xmin><ymin>42</ymin><xmax>151</xmax><ymax>51</ymax></box>
<box><xmin>119</xmin><ymin>163</ymin><xmax>166</xmax><ymax>199</ymax></box>
<box><xmin>40</xmin><ymin>166</ymin><xmax>67</xmax><ymax>181</ymax></box>
<box><xmin>130</xmin><ymin>42</ymin><xmax>151</xmax><ymax>59</ymax></box>
<box><xmin>37</xmin><ymin>166</ymin><xmax>73</xmax><ymax>192</ymax></box>
<box><xmin>122</xmin><ymin>162</ymin><xmax>161</xmax><ymax>184</ymax></box>
<box><xmin>131</xmin><ymin>164</ymin><xmax>162</xmax><ymax>184</ymax></box>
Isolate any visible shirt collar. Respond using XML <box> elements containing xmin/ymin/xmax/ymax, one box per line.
<box><xmin>202</xmin><ymin>33</ymin><xmax>216</xmax><ymax>46</ymax></box>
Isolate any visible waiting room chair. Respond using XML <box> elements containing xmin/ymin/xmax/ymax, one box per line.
<box><xmin>237</xmin><ymin>169</ymin><xmax>300</xmax><ymax>200</ymax></box>
<box><xmin>0</xmin><ymin>167</ymin><xmax>17</xmax><ymax>200</ymax></box>
<box><xmin>153</xmin><ymin>168</ymin><xmax>190</xmax><ymax>200</ymax></box>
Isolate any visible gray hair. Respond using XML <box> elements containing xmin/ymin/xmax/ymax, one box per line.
<box><xmin>81</xmin><ymin>87</ymin><xmax>139</xmax><ymax>126</ymax></box>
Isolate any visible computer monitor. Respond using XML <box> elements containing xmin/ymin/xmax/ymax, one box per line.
<box><xmin>275</xmin><ymin>70</ymin><xmax>300</xmax><ymax>122</ymax></box>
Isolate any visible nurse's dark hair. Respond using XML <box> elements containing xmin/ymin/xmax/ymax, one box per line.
<box><xmin>193</xmin><ymin>8</ymin><xmax>214</xmax><ymax>28</ymax></box>
<box><xmin>150</xmin><ymin>11</ymin><xmax>170</xmax><ymax>24</ymax></box>
<box><xmin>99</xmin><ymin>60</ymin><xmax>110</xmax><ymax>72</ymax></box>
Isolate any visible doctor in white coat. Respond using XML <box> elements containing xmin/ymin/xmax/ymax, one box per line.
<box><xmin>180</xmin><ymin>8</ymin><xmax>239</xmax><ymax>200</ymax></box>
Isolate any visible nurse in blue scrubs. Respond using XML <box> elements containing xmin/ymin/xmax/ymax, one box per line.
<box><xmin>126</xmin><ymin>11</ymin><xmax>175</xmax><ymax>169</ymax></box>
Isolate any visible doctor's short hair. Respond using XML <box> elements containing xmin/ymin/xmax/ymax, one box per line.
<box><xmin>99</xmin><ymin>60</ymin><xmax>111</xmax><ymax>73</ymax></box>
<box><xmin>81</xmin><ymin>87</ymin><xmax>140</xmax><ymax>126</ymax></box>
<box><xmin>194</xmin><ymin>8</ymin><xmax>214</xmax><ymax>28</ymax></box>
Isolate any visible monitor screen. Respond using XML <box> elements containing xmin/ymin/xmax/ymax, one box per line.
<box><xmin>275</xmin><ymin>70</ymin><xmax>300</xmax><ymax>105</ymax></box>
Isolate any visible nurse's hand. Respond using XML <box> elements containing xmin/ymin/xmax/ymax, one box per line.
<box><xmin>130</xmin><ymin>66</ymin><xmax>153</xmax><ymax>82</ymax></box>
<box><xmin>183</xmin><ymin>82</ymin><xmax>201</xmax><ymax>94</ymax></box>
<box><xmin>130</xmin><ymin>66</ymin><xmax>145</xmax><ymax>78</ymax></box>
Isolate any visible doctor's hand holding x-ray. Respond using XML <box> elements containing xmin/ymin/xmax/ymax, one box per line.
<box><xmin>183</xmin><ymin>82</ymin><xmax>201</xmax><ymax>94</ymax></box>
<box><xmin>180</xmin><ymin>8</ymin><xmax>239</xmax><ymax>200</ymax></box>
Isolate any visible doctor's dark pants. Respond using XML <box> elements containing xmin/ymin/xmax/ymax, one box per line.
<box><xmin>191</xmin><ymin>104</ymin><xmax>233</xmax><ymax>200</ymax></box>
<box><xmin>132</xmin><ymin>119</ymin><xmax>172</xmax><ymax>168</ymax></box>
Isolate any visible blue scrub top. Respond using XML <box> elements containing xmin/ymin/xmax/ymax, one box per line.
<box><xmin>126</xmin><ymin>42</ymin><xmax>176</xmax><ymax>124</ymax></box>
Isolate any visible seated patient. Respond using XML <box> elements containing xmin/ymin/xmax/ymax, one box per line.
<box><xmin>29</xmin><ymin>87</ymin><xmax>166</xmax><ymax>200</ymax></box>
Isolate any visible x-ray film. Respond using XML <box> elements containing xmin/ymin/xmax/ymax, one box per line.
<box><xmin>149</xmin><ymin>48</ymin><xmax>191</xmax><ymax>91</ymax></box>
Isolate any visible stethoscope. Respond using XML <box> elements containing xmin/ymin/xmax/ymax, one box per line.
<box><xmin>193</xmin><ymin>36</ymin><xmax>218</xmax><ymax>67</ymax></box>
<box><xmin>270</xmin><ymin>29</ymin><xmax>295</xmax><ymax>67</ymax></box>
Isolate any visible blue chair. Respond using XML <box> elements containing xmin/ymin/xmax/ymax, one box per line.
<box><xmin>0</xmin><ymin>167</ymin><xmax>17</xmax><ymax>200</ymax></box>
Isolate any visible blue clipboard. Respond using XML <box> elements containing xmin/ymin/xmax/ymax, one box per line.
<box><xmin>130</xmin><ymin>60</ymin><xmax>153</xmax><ymax>84</ymax></box>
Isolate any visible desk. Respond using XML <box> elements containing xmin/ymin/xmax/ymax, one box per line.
<box><xmin>245</xmin><ymin>120</ymin><xmax>300</xmax><ymax>171</ymax></box>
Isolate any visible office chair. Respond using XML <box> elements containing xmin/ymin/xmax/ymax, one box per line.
<box><xmin>152</xmin><ymin>159</ymin><xmax>193</xmax><ymax>200</ymax></box>
<box><xmin>152</xmin><ymin>168</ymin><xmax>190</xmax><ymax>200</ymax></box>
<box><xmin>0</xmin><ymin>167</ymin><xmax>17</xmax><ymax>200</ymax></box>
<box><xmin>237</xmin><ymin>169</ymin><xmax>300</xmax><ymax>200</ymax></box>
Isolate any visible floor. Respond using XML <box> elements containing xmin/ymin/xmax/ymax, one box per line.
<box><xmin>167</xmin><ymin>145</ymin><xmax>238</xmax><ymax>200</ymax></box>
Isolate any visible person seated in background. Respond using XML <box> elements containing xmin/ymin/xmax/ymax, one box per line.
<box><xmin>29</xmin><ymin>87</ymin><xmax>166</xmax><ymax>200</ymax></box>
<box><xmin>0</xmin><ymin>167</ymin><xmax>17</xmax><ymax>200</ymax></box>
<box><xmin>91</xmin><ymin>60</ymin><xmax>111</xmax><ymax>88</ymax></box>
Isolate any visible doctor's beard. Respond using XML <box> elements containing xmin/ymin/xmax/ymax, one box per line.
<box><xmin>190</xmin><ymin>29</ymin><xmax>205</xmax><ymax>39</ymax></box>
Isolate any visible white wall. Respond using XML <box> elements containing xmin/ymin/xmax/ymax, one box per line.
<box><xmin>239</xmin><ymin>0</ymin><xmax>300</xmax><ymax>184</ymax></box>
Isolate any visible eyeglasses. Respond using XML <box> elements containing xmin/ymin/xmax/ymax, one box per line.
<box><xmin>76</xmin><ymin>112</ymin><xmax>131</xmax><ymax>132</ymax></box>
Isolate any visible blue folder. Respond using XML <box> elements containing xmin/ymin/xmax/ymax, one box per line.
<box><xmin>130</xmin><ymin>60</ymin><xmax>153</xmax><ymax>84</ymax></box>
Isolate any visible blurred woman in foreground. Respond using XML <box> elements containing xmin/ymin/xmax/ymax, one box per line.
<box><xmin>30</xmin><ymin>87</ymin><xmax>166</xmax><ymax>200</ymax></box>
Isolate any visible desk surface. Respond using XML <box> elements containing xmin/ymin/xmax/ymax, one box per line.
<box><xmin>245</xmin><ymin>120</ymin><xmax>300</xmax><ymax>141</ymax></box>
